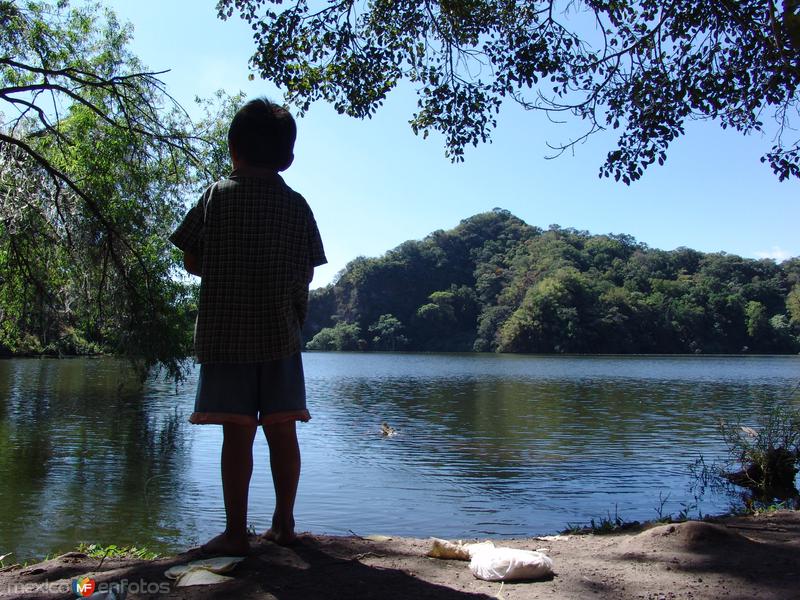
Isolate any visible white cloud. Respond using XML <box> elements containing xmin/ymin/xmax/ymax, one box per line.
<box><xmin>755</xmin><ymin>246</ymin><xmax>793</xmax><ymax>261</ymax></box>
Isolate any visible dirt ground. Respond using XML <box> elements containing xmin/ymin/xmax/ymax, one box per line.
<box><xmin>1</xmin><ymin>511</ymin><xmax>798</xmax><ymax>600</ymax></box>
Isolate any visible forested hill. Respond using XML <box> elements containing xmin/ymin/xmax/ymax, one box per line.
<box><xmin>304</xmin><ymin>209</ymin><xmax>800</xmax><ymax>354</ymax></box>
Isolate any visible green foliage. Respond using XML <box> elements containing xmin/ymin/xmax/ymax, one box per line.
<box><xmin>745</xmin><ymin>301</ymin><xmax>770</xmax><ymax>340</ymax></box>
<box><xmin>498</xmin><ymin>268</ymin><xmax>600</xmax><ymax>353</ymax></box>
<box><xmin>368</xmin><ymin>314</ymin><xmax>408</xmax><ymax>351</ymax></box>
<box><xmin>75</xmin><ymin>542</ymin><xmax>159</xmax><ymax>561</ymax></box>
<box><xmin>218</xmin><ymin>0</ymin><xmax>800</xmax><ymax>180</ymax></box>
<box><xmin>414</xmin><ymin>286</ymin><xmax>479</xmax><ymax>350</ymax></box>
<box><xmin>719</xmin><ymin>405</ymin><xmax>800</xmax><ymax>501</ymax></box>
<box><xmin>563</xmin><ymin>506</ymin><xmax>641</xmax><ymax>535</ymax></box>
<box><xmin>787</xmin><ymin>285</ymin><xmax>800</xmax><ymax>325</ymax></box>
<box><xmin>0</xmin><ymin>1</ymin><xmax>236</xmax><ymax>379</ymax></box>
<box><xmin>305</xmin><ymin>210</ymin><xmax>800</xmax><ymax>354</ymax></box>
<box><xmin>193</xmin><ymin>89</ymin><xmax>249</xmax><ymax>180</ymax></box>
<box><xmin>306</xmin><ymin>321</ymin><xmax>363</xmax><ymax>351</ymax></box>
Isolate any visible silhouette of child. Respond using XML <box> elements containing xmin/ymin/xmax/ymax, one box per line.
<box><xmin>170</xmin><ymin>98</ymin><xmax>326</xmax><ymax>554</ymax></box>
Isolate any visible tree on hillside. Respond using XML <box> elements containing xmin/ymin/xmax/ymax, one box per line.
<box><xmin>217</xmin><ymin>0</ymin><xmax>800</xmax><ymax>182</ymax></box>
<box><xmin>304</xmin><ymin>212</ymin><xmax>800</xmax><ymax>355</ymax></box>
<box><xmin>368</xmin><ymin>313</ymin><xmax>408</xmax><ymax>350</ymax></box>
<box><xmin>0</xmin><ymin>1</ymin><xmax>232</xmax><ymax>378</ymax></box>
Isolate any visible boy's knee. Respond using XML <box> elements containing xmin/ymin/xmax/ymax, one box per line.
<box><xmin>223</xmin><ymin>422</ymin><xmax>258</xmax><ymax>441</ymax></box>
<box><xmin>263</xmin><ymin>420</ymin><xmax>297</xmax><ymax>442</ymax></box>
<box><xmin>264</xmin><ymin>424</ymin><xmax>300</xmax><ymax>459</ymax></box>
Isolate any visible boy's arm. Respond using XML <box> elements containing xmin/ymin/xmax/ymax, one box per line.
<box><xmin>183</xmin><ymin>251</ymin><xmax>201</xmax><ymax>277</ymax></box>
<box><xmin>170</xmin><ymin>186</ymin><xmax>212</xmax><ymax>275</ymax></box>
<box><xmin>294</xmin><ymin>262</ymin><xmax>314</xmax><ymax>327</ymax></box>
<box><xmin>295</xmin><ymin>206</ymin><xmax>326</xmax><ymax>327</ymax></box>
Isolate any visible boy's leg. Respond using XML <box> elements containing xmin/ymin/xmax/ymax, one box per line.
<box><xmin>203</xmin><ymin>422</ymin><xmax>257</xmax><ymax>555</ymax></box>
<box><xmin>262</xmin><ymin>420</ymin><xmax>300</xmax><ymax>545</ymax></box>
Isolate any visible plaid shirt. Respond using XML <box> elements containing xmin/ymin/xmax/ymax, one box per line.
<box><xmin>170</xmin><ymin>167</ymin><xmax>326</xmax><ymax>363</ymax></box>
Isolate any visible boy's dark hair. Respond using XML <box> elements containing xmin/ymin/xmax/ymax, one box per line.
<box><xmin>227</xmin><ymin>98</ymin><xmax>296</xmax><ymax>169</ymax></box>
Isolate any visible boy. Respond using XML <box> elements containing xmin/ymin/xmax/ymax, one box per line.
<box><xmin>170</xmin><ymin>98</ymin><xmax>326</xmax><ymax>555</ymax></box>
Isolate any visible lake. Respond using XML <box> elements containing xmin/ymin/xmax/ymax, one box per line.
<box><xmin>1</xmin><ymin>353</ymin><xmax>798</xmax><ymax>561</ymax></box>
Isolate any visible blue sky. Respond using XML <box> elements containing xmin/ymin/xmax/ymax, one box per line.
<box><xmin>103</xmin><ymin>0</ymin><xmax>798</xmax><ymax>288</ymax></box>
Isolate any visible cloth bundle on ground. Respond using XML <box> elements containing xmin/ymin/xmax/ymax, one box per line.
<box><xmin>427</xmin><ymin>538</ymin><xmax>553</xmax><ymax>582</ymax></box>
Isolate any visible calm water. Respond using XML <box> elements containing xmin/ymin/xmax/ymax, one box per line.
<box><xmin>1</xmin><ymin>353</ymin><xmax>798</xmax><ymax>561</ymax></box>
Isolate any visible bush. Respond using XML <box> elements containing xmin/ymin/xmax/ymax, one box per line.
<box><xmin>718</xmin><ymin>404</ymin><xmax>800</xmax><ymax>502</ymax></box>
<box><xmin>42</xmin><ymin>328</ymin><xmax>104</xmax><ymax>357</ymax></box>
<box><xmin>306</xmin><ymin>322</ymin><xmax>362</xmax><ymax>351</ymax></box>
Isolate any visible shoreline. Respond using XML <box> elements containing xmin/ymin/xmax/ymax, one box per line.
<box><xmin>3</xmin><ymin>505</ymin><xmax>771</xmax><ymax>567</ymax></box>
<box><xmin>5</xmin><ymin>350</ymin><xmax>800</xmax><ymax>359</ymax></box>
<box><xmin>2</xmin><ymin>510</ymin><xmax>798</xmax><ymax>599</ymax></box>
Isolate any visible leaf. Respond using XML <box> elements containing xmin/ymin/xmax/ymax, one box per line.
<box><xmin>363</xmin><ymin>534</ymin><xmax>393</xmax><ymax>542</ymax></box>
<box><xmin>175</xmin><ymin>569</ymin><xmax>235</xmax><ymax>587</ymax></box>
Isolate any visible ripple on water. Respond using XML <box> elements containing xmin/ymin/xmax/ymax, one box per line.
<box><xmin>0</xmin><ymin>353</ymin><xmax>798</xmax><ymax>558</ymax></box>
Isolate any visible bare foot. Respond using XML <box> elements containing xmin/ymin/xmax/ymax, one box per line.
<box><xmin>263</xmin><ymin>515</ymin><xmax>297</xmax><ymax>546</ymax></box>
<box><xmin>263</xmin><ymin>528</ymin><xmax>297</xmax><ymax>546</ymax></box>
<box><xmin>199</xmin><ymin>531</ymin><xmax>250</xmax><ymax>556</ymax></box>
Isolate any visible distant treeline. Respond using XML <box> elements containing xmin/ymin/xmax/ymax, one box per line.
<box><xmin>304</xmin><ymin>209</ymin><xmax>800</xmax><ymax>354</ymax></box>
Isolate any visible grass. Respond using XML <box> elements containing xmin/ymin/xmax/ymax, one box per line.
<box><xmin>735</xmin><ymin>498</ymin><xmax>799</xmax><ymax>515</ymax></box>
<box><xmin>0</xmin><ymin>544</ymin><xmax>160</xmax><ymax>570</ymax></box>
<box><xmin>562</xmin><ymin>494</ymin><xmax>713</xmax><ymax>536</ymax></box>
<box><xmin>562</xmin><ymin>506</ymin><xmax>642</xmax><ymax>535</ymax></box>
<box><xmin>5</xmin><ymin>552</ymin><xmax>59</xmax><ymax>569</ymax></box>
<box><xmin>74</xmin><ymin>543</ymin><xmax>160</xmax><ymax>561</ymax></box>
<box><xmin>560</xmin><ymin>494</ymin><xmax>800</xmax><ymax>537</ymax></box>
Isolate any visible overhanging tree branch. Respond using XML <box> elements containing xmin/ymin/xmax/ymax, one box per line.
<box><xmin>218</xmin><ymin>0</ymin><xmax>800</xmax><ymax>181</ymax></box>
<box><xmin>0</xmin><ymin>1</ymin><xmax>238</xmax><ymax>377</ymax></box>
<box><xmin>0</xmin><ymin>131</ymin><xmax>151</xmax><ymax>296</ymax></box>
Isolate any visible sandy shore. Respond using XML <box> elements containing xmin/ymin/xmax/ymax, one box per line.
<box><xmin>1</xmin><ymin>510</ymin><xmax>798</xmax><ymax>599</ymax></box>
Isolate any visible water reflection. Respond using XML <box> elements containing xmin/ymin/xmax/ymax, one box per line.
<box><xmin>296</xmin><ymin>353</ymin><xmax>798</xmax><ymax>538</ymax></box>
<box><xmin>1</xmin><ymin>353</ymin><xmax>798</xmax><ymax>560</ymax></box>
<box><xmin>0</xmin><ymin>359</ymin><xmax>192</xmax><ymax>560</ymax></box>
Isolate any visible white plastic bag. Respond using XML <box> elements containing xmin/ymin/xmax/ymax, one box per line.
<box><xmin>468</xmin><ymin>547</ymin><xmax>553</xmax><ymax>582</ymax></box>
<box><xmin>427</xmin><ymin>538</ymin><xmax>494</xmax><ymax>560</ymax></box>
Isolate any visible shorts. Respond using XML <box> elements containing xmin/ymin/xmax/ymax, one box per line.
<box><xmin>189</xmin><ymin>353</ymin><xmax>310</xmax><ymax>427</ymax></box>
